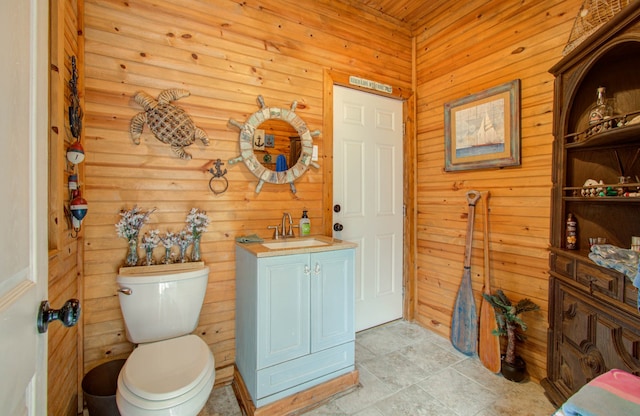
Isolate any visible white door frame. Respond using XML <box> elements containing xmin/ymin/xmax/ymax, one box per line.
<box><xmin>322</xmin><ymin>69</ymin><xmax>416</xmax><ymax>325</ymax></box>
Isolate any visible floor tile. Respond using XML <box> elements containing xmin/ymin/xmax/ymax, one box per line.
<box><xmin>201</xmin><ymin>320</ymin><xmax>557</xmax><ymax>416</ymax></box>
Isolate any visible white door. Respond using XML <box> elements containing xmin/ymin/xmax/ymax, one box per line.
<box><xmin>333</xmin><ymin>85</ymin><xmax>403</xmax><ymax>331</ymax></box>
<box><xmin>0</xmin><ymin>1</ymin><xmax>49</xmax><ymax>414</ymax></box>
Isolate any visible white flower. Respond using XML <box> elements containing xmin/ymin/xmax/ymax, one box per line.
<box><xmin>115</xmin><ymin>206</ymin><xmax>155</xmax><ymax>241</ymax></box>
<box><xmin>177</xmin><ymin>229</ymin><xmax>193</xmax><ymax>249</ymax></box>
<box><xmin>186</xmin><ymin>208</ymin><xmax>210</xmax><ymax>238</ymax></box>
<box><xmin>160</xmin><ymin>232</ymin><xmax>177</xmax><ymax>249</ymax></box>
<box><xmin>140</xmin><ymin>229</ymin><xmax>160</xmax><ymax>251</ymax></box>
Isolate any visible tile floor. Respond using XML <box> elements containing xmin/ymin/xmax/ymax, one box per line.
<box><xmin>200</xmin><ymin>320</ymin><xmax>557</xmax><ymax>416</ymax></box>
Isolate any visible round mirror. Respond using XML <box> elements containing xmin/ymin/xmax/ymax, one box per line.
<box><xmin>254</xmin><ymin>119</ymin><xmax>301</xmax><ymax>170</ymax></box>
<box><xmin>228</xmin><ymin>96</ymin><xmax>320</xmax><ymax>193</ymax></box>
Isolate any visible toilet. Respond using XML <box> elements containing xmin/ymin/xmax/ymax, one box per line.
<box><xmin>115</xmin><ymin>265</ymin><xmax>215</xmax><ymax>416</ymax></box>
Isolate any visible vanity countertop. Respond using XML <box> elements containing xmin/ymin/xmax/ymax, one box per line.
<box><xmin>236</xmin><ymin>235</ymin><xmax>357</xmax><ymax>258</ymax></box>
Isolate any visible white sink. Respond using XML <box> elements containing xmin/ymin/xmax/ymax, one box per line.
<box><xmin>262</xmin><ymin>238</ymin><xmax>329</xmax><ymax>250</ymax></box>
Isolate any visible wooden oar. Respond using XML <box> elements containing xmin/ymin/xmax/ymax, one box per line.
<box><xmin>478</xmin><ymin>191</ymin><xmax>501</xmax><ymax>373</ymax></box>
<box><xmin>451</xmin><ymin>190</ymin><xmax>481</xmax><ymax>356</ymax></box>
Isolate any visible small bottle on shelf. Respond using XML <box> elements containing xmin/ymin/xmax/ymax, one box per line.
<box><xmin>300</xmin><ymin>210</ymin><xmax>311</xmax><ymax>236</ymax></box>
<box><xmin>565</xmin><ymin>213</ymin><xmax>577</xmax><ymax>250</ymax></box>
<box><xmin>588</xmin><ymin>86</ymin><xmax>613</xmax><ymax>126</ymax></box>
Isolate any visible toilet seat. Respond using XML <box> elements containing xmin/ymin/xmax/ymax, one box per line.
<box><xmin>117</xmin><ymin>334</ymin><xmax>215</xmax><ymax>414</ymax></box>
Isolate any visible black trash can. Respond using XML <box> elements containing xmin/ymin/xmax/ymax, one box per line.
<box><xmin>82</xmin><ymin>359</ymin><xmax>126</xmax><ymax>416</ymax></box>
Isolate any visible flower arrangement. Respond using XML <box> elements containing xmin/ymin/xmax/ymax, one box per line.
<box><xmin>185</xmin><ymin>208</ymin><xmax>210</xmax><ymax>262</ymax></box>
<box><xmin>186</xmin><ymin>208</ymin><xmax>210</xmax><ymax>239</ymax></box>
<box><xmin>115</xmin><ymin>206</ymin><xmax>155</xmax><ymax>241</ymax></box>
<box><xmin>115</xmin><ymin>206</ymin><xmax>155</xmax><ymax>266</ymax></box>
<box><xmin>176</xmin><ymin>229</ymin><xmax>194</xmax><ymax>263</ymax></box>
<box><xmin>115</xmin><ymin>207</ymin><xmax>209</xmax><ymax>266</ymax></box>
<box><xmin>160</xmin><ymin>232</ymin><xmax>177</xmax><ymax>264</ymax></box>
<box><xmin>140</xmin><ymin>230</ymin><xmax>160</xmax><ymax>265</ymax></box>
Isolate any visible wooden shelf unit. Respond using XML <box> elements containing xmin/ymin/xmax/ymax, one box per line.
<box><xmin>542</xmin><ymin>5</ymin><xmax>640</xmax><ymax>407</ymax></box>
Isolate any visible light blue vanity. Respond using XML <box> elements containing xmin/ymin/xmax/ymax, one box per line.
<box><xmin>235</xmin><ymin>236</ymin><xmax>357</xmax><ymax>408</ymax></box>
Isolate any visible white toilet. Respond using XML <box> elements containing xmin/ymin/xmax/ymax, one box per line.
<box><xmin>115</xmin><ymin>265</ymin><xmax>215</xmax><ymax>416</ymax></box>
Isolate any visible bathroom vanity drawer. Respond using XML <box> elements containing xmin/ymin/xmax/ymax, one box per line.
<box><xmin>256</xmin><ymin>342</ymin><xmax>354</xmax><ymax>405</ymax></box>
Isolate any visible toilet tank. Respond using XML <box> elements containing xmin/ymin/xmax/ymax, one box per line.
<box><xmin>116</xmin><ymin>265</ymin><xmax>209</xmax><ymax>344</ymax></box>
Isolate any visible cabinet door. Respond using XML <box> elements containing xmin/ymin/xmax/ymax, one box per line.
<box><xmin>554</xmin><ymin>282</ymin><xmax>640</xmax><ymax>397</ymax></box>
<box><xmin>311</xmin><ymin>249</ymin><xmax>355</xmax><ymax>352</ymax></box>
<box><xmin>257</xmin><ymin>254</ymin><xmax>310</xmax><ymax>368</ymax></box>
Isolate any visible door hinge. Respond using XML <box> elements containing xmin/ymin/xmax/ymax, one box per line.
<box><xmin>403</xmin><ymin>204</ymin><xmax>406</xmax><ymax>217</ymax></box>
<box><xmin>402</xmin><ymin>122</ymin><xmax>406</xmax><ymax>136</ymax></box>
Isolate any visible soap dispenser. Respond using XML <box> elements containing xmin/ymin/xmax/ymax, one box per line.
<box><xmin>300</xmin><ymin>210</ymin><xmax>311</xmax><ymax>236</ymax></box>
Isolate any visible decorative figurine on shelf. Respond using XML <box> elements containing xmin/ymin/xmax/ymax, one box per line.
<box><xmin>185</xmin><ymin>208</ymin><xmax>210</xmax><ymax>262</ymax></box>
<box><xmin>566</xmin><ymin>213</ymin><xmax>578</xmax><ymax>250</ymax></box>
<box><xmin>115</xmin><ymin>206</ymin><xmax>156</xmax><ymax>267</ymax></box>
<box><xmin>140</xmin><ymin>230</ymin><xmax>160</xmax><ymax>266</ymax></box>
<box><xmin>129</xmin><ymin>89</ymin><xmax>210</xmax><ymax>160</ymax></box>
<box><xmin>589</xmin><ymin>86</ymin><xmax>613</xmax><ymax>125</ymax></box>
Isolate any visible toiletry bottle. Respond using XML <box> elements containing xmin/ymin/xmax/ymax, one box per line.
<box><xmin>300</xmin><ymin>211</ymin><xmax>311</xmax><ymax>236</ymax></box>
<box><xmin>566</xmin><ymin>213</ymin><xmax>577</xmax><ymax>250</ymax></box>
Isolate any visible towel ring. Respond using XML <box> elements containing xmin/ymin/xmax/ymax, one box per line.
<box><xmin>208</xmin><ymin>159</ymin><xmax>229</xmax><ymax>195</ymax></box>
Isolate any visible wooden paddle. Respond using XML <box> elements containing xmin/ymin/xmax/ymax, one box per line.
<box><xmin>478</xmin><ymin>191</ymin><xmax>501</xmax><ymax>373</ymax></box>
<box><xmin>451</xmin><ymin>190</ymin><xmax>481</xmax><ymax>356</ymax></box>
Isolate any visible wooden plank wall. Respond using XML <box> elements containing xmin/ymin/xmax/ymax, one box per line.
<box><xmin>81</xmin><ymin>0</ymin><xmax>412</xmax><ymax>386</ymax></box>
<box><xmin>48</xmin><ymin>0</ymin><xmax>83</xmax><ymax>415</ymax></box>
<box><xmin>413</xmin><ymin>0</ymin><xmax>584</xmax><ymax>381</ymax></box>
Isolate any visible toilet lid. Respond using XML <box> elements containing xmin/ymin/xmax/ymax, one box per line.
<box><xmin>121</xmin><ymin>334</ymin><xmax>214</xmax><ymax>401</ymax></box>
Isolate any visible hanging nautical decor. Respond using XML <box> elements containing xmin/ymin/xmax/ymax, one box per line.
<box><xmin>69</xmin><ymin>192</ymin><xmax>88</xmax><ymax>231</ymax></box>
<box><xmin>66</xmin><ymin>140</ymin><xmax>85</xmax><ymax>164</ymax></box>
<box><xmin>68</xmin><ymin>56</ymin><xmax>83</xmax><ymax>142</ymax></box>
<box><xmin>228</xmin><ymin>95</ymin><xmax>320</xmax><ymax>194</ymax></box>
<box><xmin>66</xmin><ymin>55</ymin><xmax>87</xmax><ymax>237</ymax></box>
<box><xmin>208</xmin><ymin>158</ymin><xmax>229</xmax><ymax>195</ymax></box>
<box><xmin>129</xmin><ymin>89</ymin><xmax>209</xmax><ymax>160</ymax></box>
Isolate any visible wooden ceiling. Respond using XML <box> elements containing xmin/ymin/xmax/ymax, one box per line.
<box><xmin>336</xmin><ymin>0</ymin><xmax>448</xmax><ymax>31</ymax></box>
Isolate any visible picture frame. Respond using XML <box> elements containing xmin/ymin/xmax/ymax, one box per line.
<box><xmin>253</xmin><ymin>129</ymin><xmax>266</xmax><ymax>150</ymax></box>
<box><xmin>444</xmin><ymin>79</ymin><xmax>521</xmax><ymax>171</ymax></box>
<box><xmin>264</xmin><ymin>134</ymin><xmax>275</xmax><ymax>148</ymax></box>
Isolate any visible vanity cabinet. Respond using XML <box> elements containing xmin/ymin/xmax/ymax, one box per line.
<box><xmin>542</xmin><ymin>6</ymin><xmax>640</xmax><ymax>406</ymax></box>
<box><xmin>235</xmin><ymin>245</ymin><xmax>355</xmax><ymax>408</ymax></box>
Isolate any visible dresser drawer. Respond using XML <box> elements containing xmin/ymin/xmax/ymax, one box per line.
<box><xmin>575</xmin><ymin>261</ymin><xmax>622</xmax><ymax>300</ymax></box>
<box><xmin>551</xmin><ymin>252</ymin><xmax>574</xmax><ymax>279</ymax></box>
<box><xmin>624</xmin><ymin>279</ymin><xmax>639</xmax><ymax>310</ymax></box>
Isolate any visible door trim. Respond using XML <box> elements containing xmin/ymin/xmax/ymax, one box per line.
<box><xmin>322</xmin><ymin>69</ymin><xmax>416</xmax><ymax>322</ymax></box>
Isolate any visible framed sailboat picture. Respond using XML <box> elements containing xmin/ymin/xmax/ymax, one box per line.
<box><xmin>444</xmin><ymin>79</ymin><xmax>521</xmax><ymax>171</ymax></box>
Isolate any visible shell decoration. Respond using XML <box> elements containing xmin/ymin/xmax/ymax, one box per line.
<box><xmin>130</xmin><ymin>89</ymin><xmax>209</xmax><ymax>160</ymax></box>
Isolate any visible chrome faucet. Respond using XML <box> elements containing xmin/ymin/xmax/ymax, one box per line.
<box><xmin>282</xmin><ymin>212</ymin><xmax>295</xmax><ymax>238</ymax></box>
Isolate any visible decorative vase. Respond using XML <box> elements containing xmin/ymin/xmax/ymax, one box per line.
<box><xmin>125</xmin><ymin>239</ymin><xmax>138</xmax><ymax>267</ymax></box>
<box><xmin>191</xmin><ymin>236</ymin><xmax>201</xmax><ymax>262</ymax></box>
<box><xmin>162</xmin><ymin>246</ymin><xmax>172</xmax><ymax>264</ymax></box>
<box><xmin>144</xmin><ymin>248</ymin><xmax>154</xmax><ymax>266</ymax></box>
<box><xmin>501</xmin><ymin>355</ymin><xmax>527</xmax><ymax>382</ymax></box>
<box><xmin>178</xmin><ymin>243</ymin><xmax>188</xmax><ymax>263</ymax></box>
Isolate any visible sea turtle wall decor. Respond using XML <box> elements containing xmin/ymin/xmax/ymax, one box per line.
<box><xmin>130</xmin><ymin>89</ymin><xmax>209</xmax><ymax>159</ymax></box>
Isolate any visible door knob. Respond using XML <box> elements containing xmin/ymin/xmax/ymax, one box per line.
<box><xmin>333</xmin><ymin>223</ymin><xmax>343</xmax><ymax>231</ymax></box>
<box><xmin>333</xmin><ymin>204</ymin><xmax>341</xmax><ymax>213</ymax></box>
<box><xmin>37</xmin><ymin>299</ymin><xmax>81</xmax><ymax>333</ymax></box>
